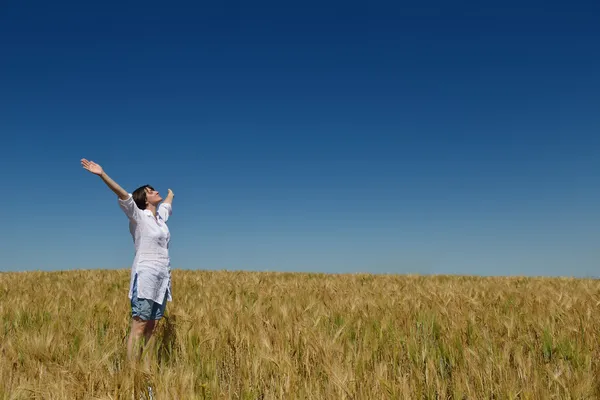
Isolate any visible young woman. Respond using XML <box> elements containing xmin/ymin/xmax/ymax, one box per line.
<box><xmin>81</xmin><ymin>158</ymin><xmax>174</xmax><ymax>362</ymax></box>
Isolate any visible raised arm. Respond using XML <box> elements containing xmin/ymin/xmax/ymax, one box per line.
<box><xmin>81</xmin><ymin>159</ymin><xmax>129</xmax><ymax>200</ymax></box>
<box><xmin>163</xmin><ymin>189</ymin><xmax>174</xmax><ymax>205</ymax></box>
<box><xmin>157</xmin><ymin>189</ymin><xmax>174</xmax><ymax>222</ymax></box>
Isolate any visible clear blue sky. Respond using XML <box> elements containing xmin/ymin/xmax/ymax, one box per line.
<box><xmin>1</xmin><ymin>0</ymin><xmax>598</xmax><ymax>277</ymax></box>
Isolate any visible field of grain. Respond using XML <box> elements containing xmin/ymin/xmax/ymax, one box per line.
<box><xmin>1</xmin><ymin>269</ymin><xmax>599</xmax><ymax>399</ymax></box>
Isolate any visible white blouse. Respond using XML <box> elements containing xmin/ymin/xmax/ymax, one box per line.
<box><xmin>118</xmin><ymin>194</ymin><xmax>173</xmax><ymax>304</ymax></box>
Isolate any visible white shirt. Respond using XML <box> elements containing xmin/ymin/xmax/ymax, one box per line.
<box><xmin>118</xmin><ymin>194</ymin><xmax>173</xmax><ymax>304</ymax></box>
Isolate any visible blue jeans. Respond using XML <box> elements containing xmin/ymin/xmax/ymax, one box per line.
<box><xmin>130</xmin><ymin>274</ymin><xmax>168</xmax><ymax>321</ymax></box>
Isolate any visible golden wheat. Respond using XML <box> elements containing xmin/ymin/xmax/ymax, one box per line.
<box><xmin>1</xmin><ymin>269</ymin><xmax>599</xmax><ymax>399</ymax></box>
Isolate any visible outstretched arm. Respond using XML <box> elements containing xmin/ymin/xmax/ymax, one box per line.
<box><xmin>158</xmin><ymin>189</ymin><xmax>174</xmax><ymax>222</ymax></box>
<box><xmin>163</xmin><ymin>189</ymin><xmax>174</xmax><ymax>205</ymax></box>
<box><xmin>81</xmin><ymin>159</ymin><xmax>129</xmax><ymax>200</ymax></box>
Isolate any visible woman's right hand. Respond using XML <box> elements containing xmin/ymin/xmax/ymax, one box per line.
<box><xmin>81</xmin><ymin>159</ymin><xmax>104</xmax><ymax>176</ymax></box>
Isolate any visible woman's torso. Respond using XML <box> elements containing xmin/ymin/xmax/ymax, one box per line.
<box><xmin>130</xmin><ymin>210</ymin><xmax>171</xmax><ymax>269</ymax></box>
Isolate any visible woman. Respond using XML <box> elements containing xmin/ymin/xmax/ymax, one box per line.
<box><xmin>81</xmin><ymin>158</ymin><xmax>174</xmax><ymax>362</ymax></box>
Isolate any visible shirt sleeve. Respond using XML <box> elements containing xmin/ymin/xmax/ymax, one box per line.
<box><xmin>118</xmin><ymin>194</ymin><xmax>142</xmax><ymax>222</ymax></box>
<box><xmin>157</xmin><ymin>202</ymin><xmax>172</xmax><ymax>222</ymax></box>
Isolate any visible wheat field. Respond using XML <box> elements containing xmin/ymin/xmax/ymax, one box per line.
<box><xmin>1</xmin><ymin>269</ymin><xmax>600</xmax><ymax>399</ymax></box>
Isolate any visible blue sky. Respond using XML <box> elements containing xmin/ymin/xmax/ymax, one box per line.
<box><xmin>1</xmin><ymin>1</ymin><xmax>599</xmax><ymax>276</ymax></box>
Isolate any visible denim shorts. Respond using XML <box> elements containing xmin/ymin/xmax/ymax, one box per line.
<box><xmin>131</xmin><ymin>274</ymin><xmax>168</xmax><ymax>321</ymax></box>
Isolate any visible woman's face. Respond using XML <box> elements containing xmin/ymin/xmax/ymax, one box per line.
<box><xmin>145</xmin><ymin>187</ymin><xmax>163</xmax><ymax>205</ymax></box>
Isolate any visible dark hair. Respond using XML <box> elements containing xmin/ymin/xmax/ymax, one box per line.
<box><xmin>132</xmin><ymin>185</ymin><xmax>154</xmax><ymax>210</ymax></box>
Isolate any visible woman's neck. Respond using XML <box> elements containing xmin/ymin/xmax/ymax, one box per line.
<box><xmin>145</xmin><ymin>203</ymin><xmax>157</xmax><ymax>216</ymax></box>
